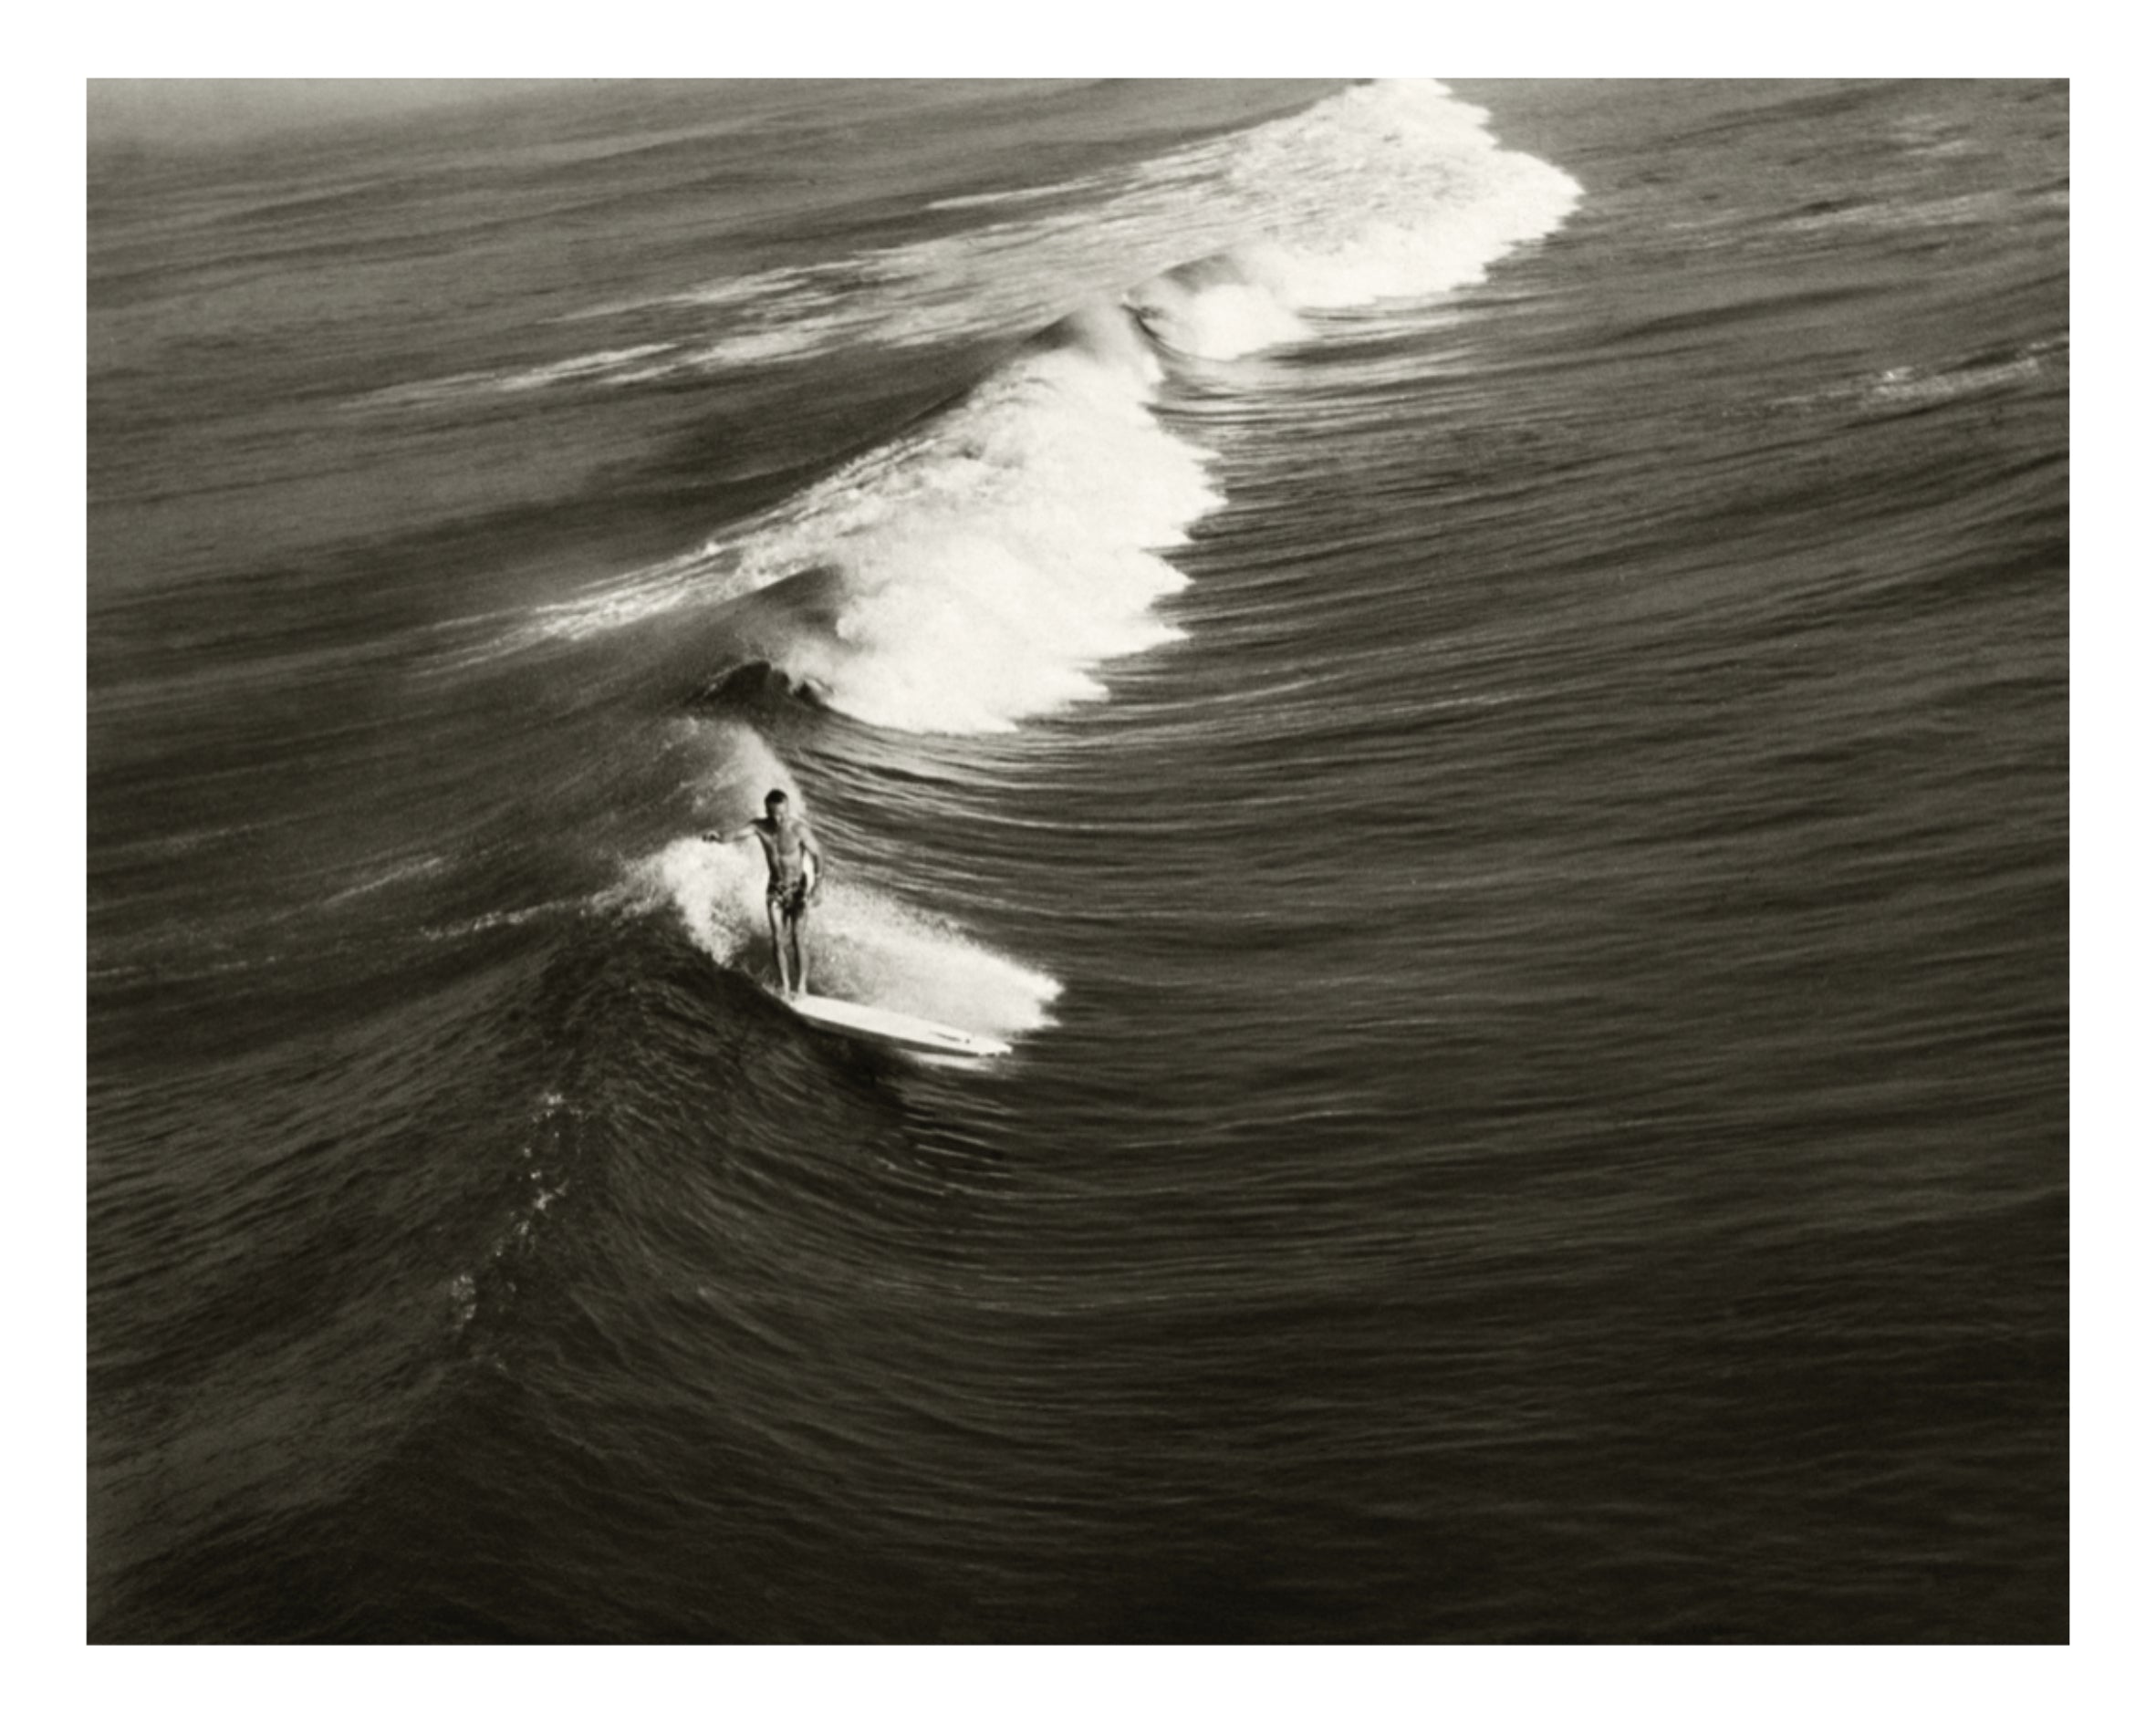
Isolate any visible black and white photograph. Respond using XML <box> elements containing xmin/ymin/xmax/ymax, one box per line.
<box><xmin>78</xmin><ymin>42</ymin><xmax>2089</xmax><ymax>1667</ymax></box>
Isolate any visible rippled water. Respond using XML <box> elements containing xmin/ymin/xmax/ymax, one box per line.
<box><xmin>89</xmin><ymin>78</ymin><xmax>2067</xmax><ymax>1642</ymax></box>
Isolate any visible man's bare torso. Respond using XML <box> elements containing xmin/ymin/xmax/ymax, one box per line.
<box><xmin>753</xmin><ymin>815</ymin><xmax>814</xmax><ymax>892</ymax></box>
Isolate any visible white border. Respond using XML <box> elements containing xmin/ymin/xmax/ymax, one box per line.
<box><xmin>36</xmin><ymin>6</ymin><xmax>2127</xmax><ymax>1713</ymax></box>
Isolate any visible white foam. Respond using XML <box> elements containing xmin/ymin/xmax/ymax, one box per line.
<box><xmin>733</xmin><ymin>337</ymin><xmax>1213</xmax><ymax>732</ymax></box>
<box><xmin>801</xmin><ymin>880</ymin><xmax>1061</xmax><ymax>1034</ymax></box>
<box><xmin>649</xmin><ymin>827</ymin><xmax>769</xmax><ymax>966</ymax></box>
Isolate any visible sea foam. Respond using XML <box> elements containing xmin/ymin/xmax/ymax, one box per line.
<box><xmin>727</xmin><ymin>307</ymin><xmax>1213</xmax><ymax>732</ymax></box>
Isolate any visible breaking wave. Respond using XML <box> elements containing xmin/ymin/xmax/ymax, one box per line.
<box><xmin>494</xmin><ymin>80</ymin><xmax>1580</xmax><ymax>739</ymax></box>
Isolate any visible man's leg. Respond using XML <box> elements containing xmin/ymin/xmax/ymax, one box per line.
<box><xmin>767</xmin><ymin>901</ymin><xmax>792</xmax><ymax>994</ymax></box>
<box><xmin>792</xmin><ymin>909</ymin><xmax>810</xmax><ymax>997</ymax></box>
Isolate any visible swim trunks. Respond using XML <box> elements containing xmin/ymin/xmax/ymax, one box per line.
<box><xmin>767</xmin><ymin>878</ymin><xmax>809</xmax><ymax>918</ymax></box>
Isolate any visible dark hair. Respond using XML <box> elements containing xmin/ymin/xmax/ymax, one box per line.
<box><xmin>766</xmin><ymin>788</ymin><xmax>788</xmax><ymax>807</ymax></box>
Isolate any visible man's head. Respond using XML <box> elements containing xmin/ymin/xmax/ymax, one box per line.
<box><xmin>766</xmin><ymin>788</ymin><xmax>789</xmax><ymax>816</ymax></box>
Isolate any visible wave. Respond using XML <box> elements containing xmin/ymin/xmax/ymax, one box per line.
<box><xmin>495</xmin><ymin>81</ymin><xmax>1579</xmax><ymax>739</ymax></box>
<box><xmin>456</xmin><ymin>81</ymin><xmax>1580</xmax><ymax>1017</ymax></box>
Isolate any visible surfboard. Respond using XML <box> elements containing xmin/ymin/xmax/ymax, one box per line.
<box><xmin>780</xmin><ymin>992</ymin><xmax>1013</xmax><ymax>1060</ymax></box>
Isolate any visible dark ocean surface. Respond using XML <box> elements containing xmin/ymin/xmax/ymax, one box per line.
<box><xmin>87</xmin><ymin>78</ymin><xmax>2068</xmax><ymax>1643</ymax></box>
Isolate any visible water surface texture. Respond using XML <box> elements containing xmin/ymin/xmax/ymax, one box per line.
<box><xmin>89</xmin><ymin>78</ymin><xmax>2067</xmax><ymax>1642</ymax></box>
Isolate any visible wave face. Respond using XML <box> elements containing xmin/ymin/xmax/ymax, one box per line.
<box><xmin>89</xmin><ymin>79</ymin><xmax>2067</xmax><ymax>1644</ymax></box>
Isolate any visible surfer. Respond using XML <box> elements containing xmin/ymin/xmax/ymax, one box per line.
<box><xmin>704</xmin><ymin>789</ymin><xmax>824</xmax><ymax>996</ymax></box>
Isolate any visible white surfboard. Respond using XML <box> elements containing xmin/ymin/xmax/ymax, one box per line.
<box><xmin>780</xmin><ymin>991</ymin><xmax>1013</xmax><ymax>1059</ymax></box>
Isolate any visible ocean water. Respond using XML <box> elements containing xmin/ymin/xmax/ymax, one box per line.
<box><xmin>87</xmin><ymin>78</ymin><xmax>2068</xmax><ymax>1643</ymax></box>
